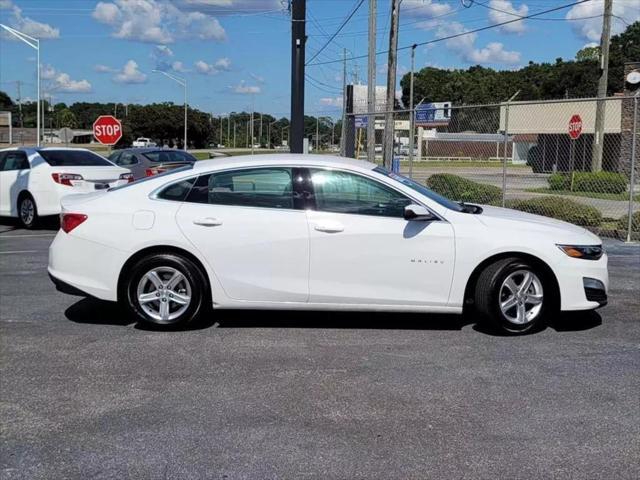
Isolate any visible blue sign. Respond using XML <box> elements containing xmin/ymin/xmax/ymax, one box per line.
<box><xmin>355</xmin><ymin>115</ymin><xmax>368</xmax><ymax>128</ymax></box>
<box><xmin>415</xmin><ymin>102</ymin><xmax>451</xmax><ymax>126</ymax></box>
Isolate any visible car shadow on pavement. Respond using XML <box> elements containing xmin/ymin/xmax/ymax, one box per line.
<box><xmin>0</xmin><ymin>216</ymin><xmax>59</xmax><ymax>231</ymax></box>
<box><xmin>64</xmin><ymin>297</ymin><xmax>603</xmax><ymax>334</ymax></box>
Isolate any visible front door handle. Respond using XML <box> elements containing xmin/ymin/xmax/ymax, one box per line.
<box><xmin>193</xmin><ymin>217</ymin><xmax>223</xmax><ymax>227</ymax></box>
<box><xmin>314</xmin><ymin>221</ymin><xmax>344</xmax><ymax>233</ymax></box>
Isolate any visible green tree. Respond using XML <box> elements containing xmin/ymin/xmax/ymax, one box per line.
<box><xmin>58</xmin><ymin>108</ymin><xmax>77</xmax><ymax>128</ymax></box>
<box><xmin>576</xmin><ymin>46</ymin><xmax>600</xmax><ymax>62</ymax></box>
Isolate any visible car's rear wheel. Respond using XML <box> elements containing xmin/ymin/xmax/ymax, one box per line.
<box><xmin>474</xmin><ymin>257</ymin><xmax>552</xmax><ymax>334</ymax></box>
<box><xmin>18</xmin><ymin>193</ymin><xmax>38</xmax><ymax>229</ymax></box>
<box><xmin>124</xmin><ymin>253</ymin><xmax>207</xmax><ymax>328</ymax></box>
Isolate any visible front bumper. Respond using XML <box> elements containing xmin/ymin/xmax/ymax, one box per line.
<box><xmin>557</xmin><ymin>252</ymin><xmax>609</xmax><ymax>312</ymax></box>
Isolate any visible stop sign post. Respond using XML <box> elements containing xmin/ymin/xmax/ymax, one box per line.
<box><xmin>567</xmin><ymin>114</ymin><xmax>582</xmax><ymax>190</ymax></box>
<box><xmin>93</xmin><ymin>115</ymin><xmax>122</xmax><ymax>145</ymax></box>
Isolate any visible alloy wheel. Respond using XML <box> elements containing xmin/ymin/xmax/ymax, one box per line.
<box><xmin>499</xmin><ymin>269</ymin><xmax>544</xmax><ymax>325</ymax></box>
<box><xmin>136</xmin><ymin>266</ymin><xmax>192</xmax><ymax>323</ymax></box>
<box><xmin>20</xmin><ymin>198</ymin><xmax>35</xmax><ymax>226</ymax></box>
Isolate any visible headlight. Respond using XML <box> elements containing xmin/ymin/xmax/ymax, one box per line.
<box><xmin>557</xmin><ymin>244</ymin><xmax>603</xmax><ymax>260</ymax></box>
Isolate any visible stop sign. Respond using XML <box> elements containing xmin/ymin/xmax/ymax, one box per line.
<box><xmin>568</xmin><ymin>114</ymin><xmax>582</xmax><ymax>140</ymax></box>
<box><xmin>93</xmin><ymin>115</ymin><xmax>122</xmax><ymax>145</ymax></box>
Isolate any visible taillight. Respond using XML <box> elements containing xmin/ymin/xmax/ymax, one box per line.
<box><xmin>145</xmin><ymin>167</ymin><xmax>167</xmax><ymax>177</ymax></box>
<box><xmin>60</xmin><ymin>213</ymin><xmax>88</xmax><ymax>233</ymax></box>
<box><xmin>52</xmin><ymin>173</ymin><xmax>83</xmax><ymax>186</ymax></box>
<box><xmin>119</xmin><ymin>172</ymin><xmax>134</xmax><ymax>183</ymax></box>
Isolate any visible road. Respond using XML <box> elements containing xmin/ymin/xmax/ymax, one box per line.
<box><xmin>1</xmin><ymin>224</ymin><xmax>639</xmax><ymax>479</ymax></box>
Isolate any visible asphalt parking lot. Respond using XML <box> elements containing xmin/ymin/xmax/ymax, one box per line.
<box><xmin>1</xmin><ymin>223</ymin><xmax>639</xmax><ymax>479</ymax></box>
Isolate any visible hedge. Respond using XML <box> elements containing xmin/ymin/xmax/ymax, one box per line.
<box><xmin>426</xmin><ymin>173</ymin><xmax>502</xmax><ymax>205</ymax></box>
<box><xmin>617</xmin><ymin>211</ymin><xmax>640</xmax><ymax>232</ymax></box>
<box><xmin>506</xmin><ymin>196</ymin><xmax>602</xmax><ymax>227</ymax></box>
<box><xmin>547</xmin><ymin>171</ymin><xmax>627</xmax><ymax>194</ymax></box>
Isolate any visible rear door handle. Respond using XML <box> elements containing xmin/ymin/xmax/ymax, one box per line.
<box><xmin>314</xmin><ymin>221</ymin><xmax>344</xmax><ymax>233</ymax></box>
<box><xmin>193</xmin><ymin>217</ymin><xmax>223</xmax><ymax>227</ymax></box>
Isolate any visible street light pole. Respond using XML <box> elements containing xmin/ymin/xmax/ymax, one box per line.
<box><xmin>1</xmin><ymin>24</ymin><xmax>41</xmax><ymax>146</ymax></box>
<box><xmin>152</xmin><ymin>70</ymin><xmax>187</xmax><ymax>150</ymax></box>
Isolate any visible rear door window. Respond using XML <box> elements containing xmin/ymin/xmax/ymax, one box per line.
<box><xmin>186</xmin><ymin>168</ymin><xmax>294</xmax><ymax>209</ymax></box>
<box><xmin>1</xmin><ymin>151</ymin><xmax>30</xmax><ymax>171</ymax></box>
<box><xmin>39</xmin><ymin>150</ymin><xmax>112</xmax><ymax>167</ymax></box>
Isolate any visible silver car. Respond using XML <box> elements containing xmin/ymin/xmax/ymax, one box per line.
<box><xmin>108</xmin><ymin>148</ymin><xmax>197</xmax><ymax>180</ymax></box>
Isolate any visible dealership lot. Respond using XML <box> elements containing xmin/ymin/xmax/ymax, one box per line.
<box><xmin>1</xmin><ymin>225</ymin><xmax>639</xmax><ymax>479</ymax></box>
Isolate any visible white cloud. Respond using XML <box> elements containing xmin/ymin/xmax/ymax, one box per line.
<box><xmin>2</xmin><ymin>1</ymin><xmax>60</xmax><ymax>39</ymax></box>
<box><xmin>320</xmin><ymin>96</ymin><xmax>343</xmax><ymax>108</ymax></box>
<box><xmin>54</xmin><ymin>73</ymin><xmax>92</xmax><ymax>93</ymax></box>
<box><xmin>171</xmin><ymin>61</ymin><xmax>188</xmax><ymax>72</ymax></box>
<box><xmin>401</xmin><ymin>0</ymin><xmax>452</xmax><ymax>18</ymax></box>
<box><xmin>431</xmin><ymin>21</ymin><xmax>521</xmax><ymax>65</ymax></box>
<box><xmin>154</xmin><ymin>45</ymin><xmax>174</xmax><ymax>57</ymax></box>
<box><xmin>231</xmin><ymin>81</ymin><xmax>260</xmax><ymax>94</ymax></box>
<box><xmin>195</xmin><ymin>57</ymin><xmax>231</xmax><ymax>75</ymax></box>
<box><xmin>487</xmin><ymin>0</ymin><xmax>528</xmax><ymax>34</ymax></box>
<box><xmin>39</xmin><ymin>65</ymin><xmax>92</xmax><ymax>93</ymax></box>
<box><xmin>113</xmin><ymin>60</ymin><xmax>147</xmax><ymax>84</ymax></box>
<box><xmin>179</xmin><ymin>0</ymin><xmax>282</xmax><ymax>14</ymax></box>
<box><xmin>94</xmin><ymin>64</ymin><xmax>115</xmax><ymax>73</ymax></box>
<box><xmin>92</xmin><ymin>0</ymin><xmax>226</xmax><ymax>44</ymax></box>
<box><xmin>566</xmin><ymin>1</ymin><xmax>640</xmax><ymax>42</ymax></box>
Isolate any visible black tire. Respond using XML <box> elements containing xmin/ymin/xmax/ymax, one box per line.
<box><xmin>18</xmin><ymin>193</ymin><xmax>39</xmax><ymax>229</ymax></box>
<box><xmin>122</xmin><ymin>253</ymin><xmax>208</xmax><ymax>328</ymax></box>
<box><xmin>474</xmin><ymin>257</ymin><xmax>553</xmax><ymax>335</ymax></box>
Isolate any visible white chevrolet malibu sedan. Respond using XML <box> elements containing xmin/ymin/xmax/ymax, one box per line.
<box><xmin>48</xmin><ymin>155</ymin><xmax>608</xmax><ymax>334</ymax></box>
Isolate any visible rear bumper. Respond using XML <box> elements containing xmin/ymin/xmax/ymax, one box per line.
<box><xmin>48</xmin><ymin>272</ymin><xmax>91</xmax><ymax>297</ymax></box>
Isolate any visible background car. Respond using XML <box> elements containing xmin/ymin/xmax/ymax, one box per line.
<box><xmin>108</xmin><ymin>148</ymin><xmax>197</xmax><ymax>180</ymax></box>
<box><xmin>48</xmin><ymin>154</ymin><xmax>608</xmax><ymax>335</ymax></box>
<box><xmin>132</xmin><ymin>137</ymin><xmax>157</xmax><ymax>148</ymax></box>
<box><xmin>0</xmin><ymin>147</ymin><xmax>131</xmax><ymax>228</ymax></box>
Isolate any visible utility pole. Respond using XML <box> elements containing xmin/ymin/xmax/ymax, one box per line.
<box><xmin>259</xmin><ymin>114</ymin><xmax>263</xmax><ymax>147</ymax></box>
<box><xmin>220</xmin><ymin>116</ymin><xmax>223</xmax><ymax>146</ymax></box>
<box><xmin>367</xmin><ymin>0</ymin><xmax>377</xmax><ymax>163</ymax></box>
<box><xmin>591</xmin><ymin>0</ymin><xmax>612</xmax><ymax>172</ymax></box>
<box><xmin>16</xmin><ymin>80</ymin><xmax>24</xmax><ymax>128</ymax></box>
<box><xmin>341</xmin><ymin>48</ymin><xmax>347</xmax><ymax>156</ymax></box>
<box><xmin>383</xmin><ymin>0</ymin><xmax>400</xmax><ymax>169</ymax></box>
<box><xmin>408</xmin><ymin>44</ymin><xmax>416</xmax><ymax>178</ymax></box>
<box><xmin>233</xmin><ymin>120</ymin><xmax>236</xmax><ymax>148</ymax></box>
<box><xmin>316</xmin><ymin>117</ymin><xmax>320</xmax><ymax>152</ymax></box>
<box><xmin>227</xmin><ymin>115</ymin><xmax>231</xmax><ymax>146</ymax></box>
<box><xmin>290</xmin><ymin>0</ymin><xmax>306</xmax><ymax>153</ymax></box>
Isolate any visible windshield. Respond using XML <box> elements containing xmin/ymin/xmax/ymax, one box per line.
<box><xmin>373</xmin><ymin>166</ymin><xmax>464</xmax><ymax>212</ymax></box>
<box><xmin>39</xmin><ymin>149</ymin><xmax>113</xmax><ymax>167</ymax></box>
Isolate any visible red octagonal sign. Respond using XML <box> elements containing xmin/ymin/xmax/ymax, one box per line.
<box><xmin>568</xmin><ymin>114</ymin><xmax>582</xmax><ymax>140</ymax></box>
<box><xmin>93</xmin><ymin>115</ymin><xmax>123</xmax><ymax>145</ymax></box>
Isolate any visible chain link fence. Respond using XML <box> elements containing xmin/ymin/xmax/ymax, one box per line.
<box><xmin>342</xmin><ymin>96</ymin><xmax>639</xmax><ymax>241</ymax></box>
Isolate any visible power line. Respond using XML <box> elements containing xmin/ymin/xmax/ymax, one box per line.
<box><xmin>305</xmin><ymin>0</ymin><xmax>366</xmax><ymax>66</ymax></box>
<box><xmin>307</xmin><ymin>0</ymin><xmax>593</xmax><ymax>66</ymax></box>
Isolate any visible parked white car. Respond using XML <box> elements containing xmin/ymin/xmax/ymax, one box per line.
<box><xmin>0</xmin><ymin>147</ymin><xmax>132</xmax><ymax>228</ymax></box>
<box><xmin>48</xmin><ymin>154</ymin><xmax>608</xmax><ymax>334</ymax></box>
<box><xmin>132</xmin><ymin>137</ymin><xmax>157</xmax><ymax>148</ymax></box>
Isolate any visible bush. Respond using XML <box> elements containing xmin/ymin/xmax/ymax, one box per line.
<box><xmin>617</xmin><ymin>211</ymin><xmax>640</xmax><ymax>232</ymax></box>
<box><xmin>426</xmin><ymin>173</ymin><xmax>502</xmax><ymax>205</ymax></box>
<box><xmin>547</xmin><ymin>171</ymin><xmax>627</xmax><ymax>194</ymax></box>
<box><xmin>506</xmin><ymin>196</ymin><xmax>602</xmax><ymax>227</ymax></box>
<box><xmin>548</xmin><ymin>173</ymin><xmax>571</xmax><ymax>190</ymax></box>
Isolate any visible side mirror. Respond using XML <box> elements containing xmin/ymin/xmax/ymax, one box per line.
<box><xmin>404</xmin><ymin>204</ymin><xmax>436</xmax><ymax>221</ymax></box>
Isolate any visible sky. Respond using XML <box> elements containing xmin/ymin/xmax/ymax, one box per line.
<box><xmin>1</xmin><ymin>0</ymin><xmax>639</xmax><ymax>120</ymax></box>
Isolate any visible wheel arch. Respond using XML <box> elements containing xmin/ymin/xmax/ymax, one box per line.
<box><xmin>463</xmin><ymin>251</ymin><xmax>560</xmax><ymax>311</ymax></box>
<box><xmin>117</xmin><ymin>245</ymin><xmax>212</xmax><ymax>303</ymax></box>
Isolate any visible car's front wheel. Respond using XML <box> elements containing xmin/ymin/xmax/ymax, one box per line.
<box><xmin>123</xmin><ymin>253</ymin><xmax>207</xmax><ymax>328</ymax></box>
<box><xmin>474</xmin><ymin>257</ymin><xmax>553</xmax><ymax>334</ymax></box>
<box><xmin>18</xmin><ymin>193</ymin><xmax>39</xmax><ymax>229</ymax></box>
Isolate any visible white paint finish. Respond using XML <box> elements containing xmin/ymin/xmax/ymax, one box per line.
<box><xmin>132</xmin><ymin>210</ymin><xmax>155</xmax><ymax>230</ymax></box>
<box><xmin>46</xmin><ymin>154</ymin><xmax>608</xmax><ymax>314</ymax></box>
<box><xmin>307</xmin><ymin>210</ymin><xmax>455</xmax><ymax>306</ymax></box>
<box><xmin>176</xmin><ymin>202</ymin><xmax>310</xmax><ymax>302</ymax></box>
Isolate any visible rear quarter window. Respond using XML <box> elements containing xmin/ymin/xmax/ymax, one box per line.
<box><xmin>39</xmin><ymin>150</ymin><xmax>113</xmax><ymax>167</ymax></box>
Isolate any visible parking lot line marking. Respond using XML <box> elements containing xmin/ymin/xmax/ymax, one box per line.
<box><xmin>0</xmin><ymin>250</ymin><xmax>41</xmax><ymax>254</ymax></box>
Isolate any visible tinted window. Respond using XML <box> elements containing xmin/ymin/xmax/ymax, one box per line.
<box><xmin>143</xmin><ymin>150</ymin><xmax>195</xmax><ymax>163</ymax></box>
<box><xmin>186</xmin><ymin>168</ymin><xmax>294</xmax><ymax>209</ymax></box>
<box><xmin>157</xmin><ymin>177</ymin><xmax>196</xmax><ymax>201</ymax></box>
<box><xmin>373</xmin><ymin>166</ymin><xmax>463</xmax><ymax>212</ymax></box>
<box><xmin>118</xmin><ymin>152</ymin><xmax>138</xmax><ymax>166</ymax></box>
<box><xmin>310</xmin><ymin>169</ymin><xmax>412</xmax><ymax>218</ymax></box>
<box><xmin>1</xmin><ymin>151</ymin><xmax>29</xmax><ymax>171</ymax></box>
<box><xmin>39</xmin><ymin>150</ymin><xmax>112</xmax><ymax>167</ymax></box>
